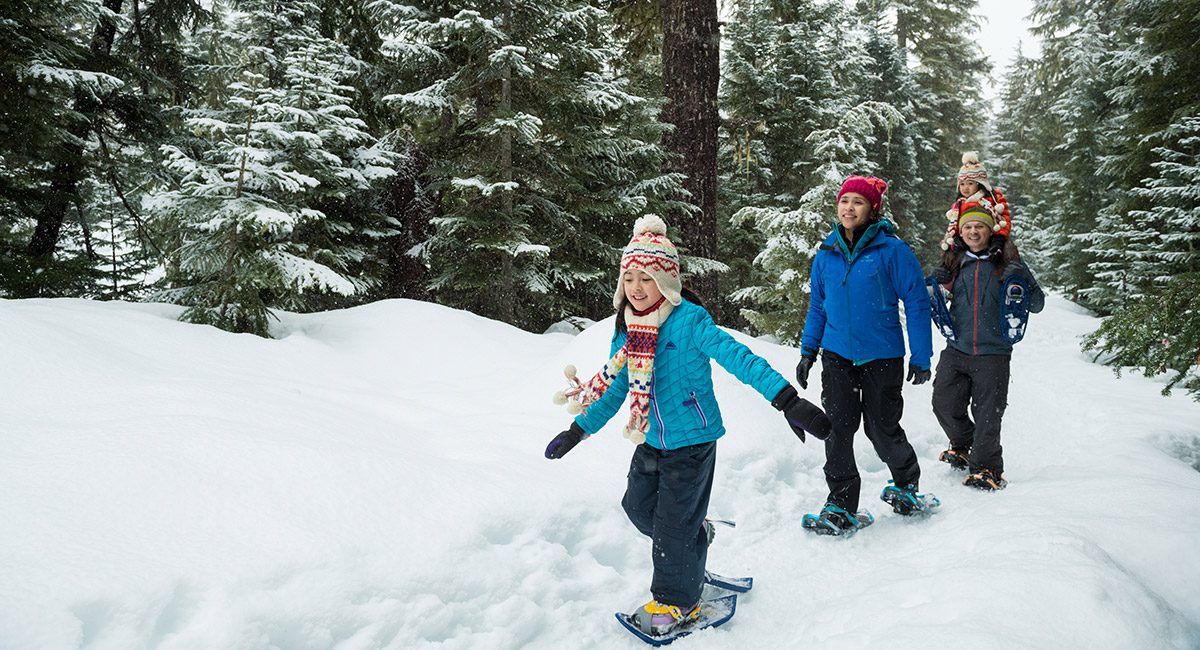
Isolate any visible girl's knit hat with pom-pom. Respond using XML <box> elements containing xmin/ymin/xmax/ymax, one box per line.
<box><xmin>957</xmin><ymin>151</ymin><xmax>994</xmax><ymax>194</ymax></box>
<box><xmin>612</xmin><ymin>215</ymin><xmax>682</xmax><ymax>309</ymax></box>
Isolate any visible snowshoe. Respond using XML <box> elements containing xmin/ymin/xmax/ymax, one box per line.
<box><xmin>964</xmin><ymin>469</ymin><xmax>1008</xmax><ymax>491</ymax></box>
<box><xmin>616</xmin><ymin>595</ymin><xmax>737</xmax><ymax>646</ymax></box>
<box><xmin>703</xmin><ymin>571</ymin><xmax>753</xmax><ymax>594</ymax></box>
<box><xmin>938</xmin><ymin>447</ymin><xmax>970</xmax><ymax>471</ymax></box>
<box><xmin>879</xmin><ymin>480</ymin><xmax>941</xmax><ymax>516</ymax></box>
<box><xmin>1000</xmin><ymin>274</ymin><xmax>1031</xmax><ymax>344</ymax></box>
<box><xmin>703</xmin><ymin>517</ymin><xmax>734</xmax><ymax>545</ymax></box>
<box><xmin>801</xmin><ymin>502</ymin><xmax>874</xmax><ymax>536</ymax></box>
<box><xmin>927</xmin><ymin>275</ymin><xmax>957</xmax><ymax>341</ymax></box>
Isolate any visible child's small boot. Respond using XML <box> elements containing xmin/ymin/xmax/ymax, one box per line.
<box><xmin>631</xmin><ymin>600</ymin><xmax>700</xmax><ymax>636</ymax></box>
<box><xmin>964</xmin><ymin>468</ymin><xmax>1007</xmax><ymax>491</ymax></box>
<box><xmin>938</xmin><ymin>446</ymin><xmax>970</xmax><ymax>470</ymax></box>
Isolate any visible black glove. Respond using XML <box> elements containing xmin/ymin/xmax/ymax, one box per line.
<box><xmin>931</xmin><ymin>266</ymin><xmax>953</xmax><ymax>285</ymax></box>
<box><xmin>795</xmin><ymin>352</ymin><xmax>817</xmax><ymax>390</ymax></box>
<box><xmin>987</xmin><ymin>234</ymin><xmax>1007</xmax><ymax>259</ymax></box>
<box><xmin>906</xmin><ymin>364</ymin><xmax>931</xmax><ymax>385</ymax></box>
<box><xmin>772</xmin><ymin>385</ymin><xmax>832</xmax><ymax>442</ymax></box>
<box><xmin>545</xmin><ymin>422</ymin><xmax>589</xmax><ymax>459</ymax></box>
<box><xmin>951</xmin><ymin>235</ymin><xmax>967</xmax><ymax>253</ymax></box>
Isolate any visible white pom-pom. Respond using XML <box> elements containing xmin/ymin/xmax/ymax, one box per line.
<box><xmin>563</xmin><ymin>364</ymin><xmax>577</xmax><ymax>379</ymax></box>
<box><xmin>993</xmin><ymin>221</ymin><xmax>1004</xmax><ymax>232</ymax></box>
<box><xmin>632</xmin><ymin>214</ymin><xmax>667</xmax><ymax>238</ymax></box>
<box><xmin>566</xmin><ymin>401</ymin><xmax>582</xmax><ymax>415</ymax></box>
<box><xmin>941</xmin><ymin>241</ymin><xmax>950</xmax><ymax>251</ymax></box>
<box><xmin>962</xmin><ymin>151</ymin><xmax>981</xmax><ymax>166</ymax></box>
<box><xmin>552</xmin><ymin>391</ymin><xmax>567</xmax><ymax>405</ymax></box>
<box><xmin>630</xmin><ymin>430</ymin><xmax>646</xmax><ymax>445</ymax></box>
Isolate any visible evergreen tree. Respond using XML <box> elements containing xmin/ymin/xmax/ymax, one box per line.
<box><xmin>147</xmin><ymin>0</ymin><xmax>395</xmax><ymax>335</ymax></box>
<box><xmin>890</xmin><ymin>0</ymin><xmax>992</xmax><ymax>255</ymax></box>
<box><xmin>717</xmin><ymin>0</ymin><xmax>850</xmax><ymax>330</ymax></box>
<box><xmin>1018</xmin><ymin>0</ymin><xmax>1128</xmax><ymax>304</ymax></box>
<box><xmin>986</xmin><ymin>47</ymin><xmax>1043</xmax><ymax>265</ymax></box>
<box><xmin>0</xmin><ymin>0</ymin><xmax>125</xmax><ymax>296</ymax></box>
<box><xmin>388</xmin><ymin>0</ymin><xmax>685</xmax><ymax>331</ymax></box>
<box><xmin>859</xmin><ymin>12</ymin><xmax>925</xmax><ymax>249</ymax></box>
<box><xmin>733</xmin><ymin>100</ymin><xmax>903</xmax><ymax>343</ymax></box>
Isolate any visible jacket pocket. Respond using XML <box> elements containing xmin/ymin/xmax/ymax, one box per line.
<box><xmin>681</xmin><ymin>392</ymin><xmax>709</xmax><ymax>428</ymax></box>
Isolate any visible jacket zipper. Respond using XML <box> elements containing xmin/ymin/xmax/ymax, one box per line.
<box><xmin>842</xmin><ymin>250</ymin><xmax>855</xmax><ymax>360</ymax></box>
<box><xmin>972</xmin><ymin>262</ymin><xmax>980</xmax><ymax>355</ymax></box>
<box><xmin>651</xmin><ymin>373</ymin><xmax>666</xmax><ymax>448</ymax></box>
<box><xmin>686</xmin><ymin>392</ymin><xmax>708</xmax><ymax>427</ymax></box>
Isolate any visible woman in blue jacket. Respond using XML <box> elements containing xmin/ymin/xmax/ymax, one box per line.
<box><xmin>796</xmin><ymin>176</ymin><xmax>937</xmax><ymax>535</ymax></box>
<box><xmin>930</xmin><ymin>201</ymin><xmax>1044</xmax><ymax>490</ymax></box>
<box><xmin>544</xmin><ymin>215</ymin><xmax>829</xmax><ymax>638</ymax></box>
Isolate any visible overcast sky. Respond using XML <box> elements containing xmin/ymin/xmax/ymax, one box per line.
<box><xmin>975</xmin><ymin>0</ymin><xmax>1040</xmax><ymax>102</ymax></box>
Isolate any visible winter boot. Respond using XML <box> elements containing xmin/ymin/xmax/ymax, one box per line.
<box><xmin>938</xmin><ymin>446</ymin><xmax>970</xmax><ymax>470</ymax></box>
<box><xmin>631</xmin><ymin>600</ymin><xmax>701</xmax><ymax>636</ymax></box>
<box><xmin>879</xmin><ymin>480</ymin><xmax>941</xmax><ymax>515</ymax></box>
<box><xmin>801</xmin><ymin>502</ymin><xmax>874</xmax><ymax>536</ymax></box>
<box><xmin>964</xmin><ymin>468</ymin><xmax>1007</xmax><ymax>491</ymax></box>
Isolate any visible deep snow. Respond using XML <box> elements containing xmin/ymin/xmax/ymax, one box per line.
<box><xmin>2</xmin><ymin>294</ymin><xmax>1199</xmax><ymax>650</ymax></box>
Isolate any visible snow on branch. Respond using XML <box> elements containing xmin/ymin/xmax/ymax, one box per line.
<box><xmin>265</xmin><ymin>250</ymin><xmax>357</xmax><ymax>295</ymax></box>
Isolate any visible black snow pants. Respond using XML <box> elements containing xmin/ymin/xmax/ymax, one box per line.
<box><xmin>622</xmin><ymin>440</ymin><xmax>715</xmax><ymax>608</ymax></box>
<box><xmin>820</xmin><ymin>351</ymin><xmax>920</xmax><ymax>512</ymax></box>
<box><xmin>931</xmin><ymin>345</ymin><xmax>1011</xmax><ymax>473</ymax></box>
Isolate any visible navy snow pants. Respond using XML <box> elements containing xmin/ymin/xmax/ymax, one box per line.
<box><xmin>621</xmin><ymin>440</ymin><xmax>715</xmax><ymax>608</ymax></box>
<box><xmin>931</xmin><ymin>345</ymin><xmax>1011</xmax><ymax>473</ymax></box>
<box><xmin>820</xmin><ymin>351</ymin><xmax>920</xmax><ymax>512</ymax></box>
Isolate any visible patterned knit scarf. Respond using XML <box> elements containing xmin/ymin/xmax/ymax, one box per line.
<box><xmin>572</xmin><ymin>297</ymin><xmax>673</xmax><ymax>445</ymax></box>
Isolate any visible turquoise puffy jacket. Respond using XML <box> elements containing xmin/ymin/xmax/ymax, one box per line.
<box><xmin>574</xmin><ymin>299</ymin><xmax>789</xmax><ymax>450</ymax></box>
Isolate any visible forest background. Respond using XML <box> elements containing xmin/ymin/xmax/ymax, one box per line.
<box><xmin>1</xmin><ymin>0</ymin><xmax>1197</xmax><ymax>399</ymax></box>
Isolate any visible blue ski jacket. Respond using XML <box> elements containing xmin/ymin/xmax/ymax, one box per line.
<box><xmin>801</xmin><ymin>219</ymin><xmax>933</xmax><ymax>370</ymax></box>
<box><xmin>574</xmin><ymin>299</ymin><xmax>790</xmax><ymax>450</ymax></box>
<box><xmin>947</xmin><ymin>253</ymin><xmax>1045</xmax><ymax>356</ymax></box>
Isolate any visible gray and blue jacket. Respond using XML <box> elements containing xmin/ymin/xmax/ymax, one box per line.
<box><xmin>947</xmin><ymin>252</ymin><xmax>1045</xmax><ymax>356</ymax></box>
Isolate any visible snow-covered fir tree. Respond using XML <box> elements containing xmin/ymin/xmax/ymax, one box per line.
<box><xmin>146</xmin><ymin>0</ymin><xmax>395</xmax><ymax>335</ymax></box>
<box><xmin>733</xmin><ymin>98</ymin><xmax>903</xmax><ymax>344</ymax></box>
<box><xmin>1020</xmin><ymin>0</ymin><xmax>1127</xmax><ymax>304</ymax></box>
<box><xmin>857</xmin><ymin>10</ymin><xmax>927</xmax><ymax>250</ymax></box>
<box><xmin>716</xmin><ymin>0</ymin><xmax>851</xmax><ymax>331</ymax></box>
<box><xmin>986</xmin><ymin>47</ymin><xmax>1043</xmax><ymax>268</ymax></box>
<box><xmin>385</xmin><ymin>0</ymin><xmax>684</xmax><ymax>331</ymax></box>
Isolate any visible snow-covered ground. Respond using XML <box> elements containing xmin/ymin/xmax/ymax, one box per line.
<box><xmin>2</xmin><ymin>294</ymin><xmax>1199</xmax><ymax>650</ymax></box>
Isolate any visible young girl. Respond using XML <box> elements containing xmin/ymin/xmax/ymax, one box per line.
<box><xmin>544</xmin><ymin>215</ymin><xmax>829</xmax><ymax>637</ymax></box>
<box><xmin>796</xmin><ymin>175</ymin><xmax>937</xmax><ymax>535</ymax></box>
<box><xmin>941</xmin><ymin>152</ymin><xmax>1013</xmax><ymax>259</ymax></box>
<box><xmin>931</xmin><ymin>202</ymin><xmax>1045</xmax><ymax>490</ymax></box>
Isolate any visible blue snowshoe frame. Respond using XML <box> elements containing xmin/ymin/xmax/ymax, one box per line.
<box><xmin>926</xmin><ymin>276</ymin><xmax>957</xmax><ymax>341</ymax></box>
<box><xmin>616</xmin><ymin>594</ymin><xmax>738</xmax><ymax>646</ymax></box>
<box><xmin>1000</xmin><ymin>274</ymin><xmax>1031</xmax><ymax>344</ymax></box>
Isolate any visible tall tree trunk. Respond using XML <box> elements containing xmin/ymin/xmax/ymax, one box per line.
<box><xmin>27</xmin><ymin>0</ymin><xmax>124</xmax><ymax>259</ymax></box>
<box><xmin>662</xmin><ymin>0</ymin><xmax>720</xmax><ymax>312</ymax></box>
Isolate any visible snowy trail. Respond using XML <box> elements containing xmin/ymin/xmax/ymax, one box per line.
<box><xmin>2</xmin><ymin>295</ymin><xmax>1199</xmax><ymax>649</ymax></box>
